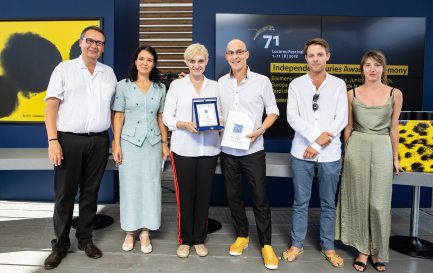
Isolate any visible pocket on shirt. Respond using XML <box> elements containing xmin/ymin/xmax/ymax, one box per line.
<box><xmin>101</xmin><ymin>83</ymin><xmax>115</xmax><ymax>102</ymax></box>
<box><xmin>121</xmin><ymin>127</ymin><xmax>136</xmax><ymax>137</ymax></box>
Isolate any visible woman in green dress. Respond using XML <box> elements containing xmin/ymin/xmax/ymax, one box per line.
<box><xmin>336</xmin><ymin>50</ymin><xmax>403</xmax><ymax>272</ymax></box>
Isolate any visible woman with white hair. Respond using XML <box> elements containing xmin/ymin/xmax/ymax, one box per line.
<box><xmin>163</xmin><ymin>43</ymin><xmax>221</xmax><ymax>258</ymax></box>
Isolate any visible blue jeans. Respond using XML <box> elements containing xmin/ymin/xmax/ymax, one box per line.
<box><xmin>290</xmin><ymin>156</ymin><xmax>341</xmax><ymax>251</ymax></box>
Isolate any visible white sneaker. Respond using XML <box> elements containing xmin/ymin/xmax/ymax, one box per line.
<box><xmin>194</xmin><ymin>244</ymin><xmax>208</xmax><ymax>257</ymax></box>
<box><xmin>177</xmin><ymin>245</ymin><xmax>190</xmax><ymax>258</ymax></box>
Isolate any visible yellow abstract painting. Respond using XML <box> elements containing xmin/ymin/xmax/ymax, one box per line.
<box><xmin>0</xmin><ymin>19</ymin><xmax>100</xmax><ymax>122</ymax></box>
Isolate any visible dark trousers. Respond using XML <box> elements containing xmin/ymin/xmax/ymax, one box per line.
<box><xmin>171</xmin><ymin>152</ymin><xmax>219</xmax><ymax>245</ymax></box>
<box><xmin>52</xmin><ymin>131</ymin><xmax>109</xmax><ymax>252</ymax></box>
<box><xmin>220</xmin><ymin>150</ymin><xmax>271</xmax><ymax>246</ymax></box>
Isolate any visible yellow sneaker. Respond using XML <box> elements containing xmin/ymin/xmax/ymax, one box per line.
<box><xmin>262</xmin><ymin>245</ymin><xmax>279</xmax><ymax>270</ymax></box>
<box><xmin>229</xmin><ymin>237</ymin><xmax>249</xmax><ymax>256</ymax></box>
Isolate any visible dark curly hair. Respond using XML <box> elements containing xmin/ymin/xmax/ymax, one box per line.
<box><xmin>127</xmin><ymin>45</ymin><xmax>162</xmax><ymax>87</ymax></box>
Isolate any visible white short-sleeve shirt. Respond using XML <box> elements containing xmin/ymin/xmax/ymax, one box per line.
<box><xmin>45</xmin><ymin>55</ymin><xmax>117</xmax><ymax>133</ymax></box>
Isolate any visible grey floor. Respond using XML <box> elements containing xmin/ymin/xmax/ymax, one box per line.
<box><xmin>1</xmin><ymin>180</ymin><xmax>433</xmax><ymax>273</ymax></box>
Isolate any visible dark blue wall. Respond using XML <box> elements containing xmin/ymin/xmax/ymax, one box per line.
<box><xmin>0</xmin><ymin>0</ymin><xmax>139</xmax><ymax>202</ymax></box>
<box><xmin>193</xmin><ymin>0</ymin><xmax>433</xmax><ymax>111</ymax></box>
<box><xmin>114</xmin><ymin>0</ymin><xmax>140</xmax><ymax>79</ymax></box>
<box><xmin>194</xmin><ymin>0</ymin><xmax>433</xmax><ymax>207</ymax></box>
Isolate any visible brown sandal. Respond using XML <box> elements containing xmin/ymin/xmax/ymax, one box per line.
<box><xmin>282</xmin><ymin>247</ymin><xmax>303</xmax><ymax>262</ymax></box>
<box><xmin>321</xmin><ymin>251</ymin><xmax>344</xmax><ymax>267</ymax></box>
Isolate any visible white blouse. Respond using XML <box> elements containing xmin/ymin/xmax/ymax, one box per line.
<box><xmin>163</xmin><ymin>75</ymin><xmax>221</xmax><ymax>157</ymax></box>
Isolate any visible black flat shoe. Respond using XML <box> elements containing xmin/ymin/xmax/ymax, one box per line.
<box><xmin>353</xmin><ymin>261</ymin><xmax>367</xmax><ymax>272</ymax></box>
<box><xmin>44</xmin><ymin>250</ymin><xmax>66</xmax><ymax>270</ymax></box>
<box><xmin>78</xmin><ymin>243</ymin><xmax>103</xmax><ymax>259</ymax></box>
<box><xmin>372</xmin><ymin>261</ymin><xmax>386</xmax><ymax>272</ymax></box>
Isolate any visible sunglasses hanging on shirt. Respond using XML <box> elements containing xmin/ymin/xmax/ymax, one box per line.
<box><xmin>312</xmin><ymin>94</ymin><xmax>320</xmax><ymax>111</ymax></box>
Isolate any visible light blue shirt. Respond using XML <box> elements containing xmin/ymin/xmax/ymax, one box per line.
<box><xmin>112</xmin><ymin>79</ymin><xmax>166</xmax><ymax>146</ymax></box>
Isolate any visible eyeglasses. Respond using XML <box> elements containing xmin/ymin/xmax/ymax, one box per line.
<box><xmin>225</xmin><ymin>49</ymin><xmax>247</xmax><ymax>56</ymax></box>
<box><xmin>312</xmin><ymin>94</ymin><xmax>319</xmax><ymax>111</ymax></box>
<box><xmin>83</xmin><ymin>37</ymin><xmax>105</xmax><ymax>47</ymax></box>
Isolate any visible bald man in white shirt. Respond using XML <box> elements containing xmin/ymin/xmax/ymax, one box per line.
<box><xmin>218</xmin><ymin>39</ymin><xmax>279</xmax><ymax>270</ymax></box>
<box><xmin>43</xmin><ymin>26</ymin><xmax>117</xmax><ymax>270</ymax></box>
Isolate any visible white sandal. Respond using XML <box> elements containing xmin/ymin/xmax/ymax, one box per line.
<box><xmin>140</xmin><ymin>230</ymin><xmax>152</xmax><ymax>254</ymax></box>
<box><xmin>122</xmin><ymin>232</ymin><xmax>135</xmax><ymax>252</ymax></box>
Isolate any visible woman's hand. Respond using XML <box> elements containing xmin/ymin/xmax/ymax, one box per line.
<box><xmin>394</xmin><ymin>159</ymin><xmax>402</xmax><ymax>175</ymax></box>
<box><xmin>181</xmin><ymin>121</ymin><xmax>198</xmax><ymax>133</ymax></box>
<box><xmin>112</xmin><ymin>140</ymin><xmax>122</xmax><ymax>165</ymax></box>
<box><xmin>162</xmin><ymin>143</ymin><xmax>170</xmax><ymax>160</ymax></box>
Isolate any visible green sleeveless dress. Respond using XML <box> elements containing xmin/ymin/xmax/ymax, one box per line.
<box><xmin>336</xmin><ymin>89</ymin><xmax>394</xmax><ymax>262</ymax></box>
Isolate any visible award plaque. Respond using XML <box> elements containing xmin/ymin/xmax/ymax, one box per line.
<box><xmin>192</xmin><ymin>97</ymin><xmax>224</xmax><ymax>131</ymax></box>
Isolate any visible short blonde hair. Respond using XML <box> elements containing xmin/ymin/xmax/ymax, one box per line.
<box><xmin>184</xmin><ymin>43</ymin><xmax>209</xmax><ymax>64</ymax></box>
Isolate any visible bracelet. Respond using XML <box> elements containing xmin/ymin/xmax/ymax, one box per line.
<box><xmin>258</xmin><ymin>126</ymin><xmax>266</xmax><ymax>135</ymax></box>
<box><xmin>162</xmin><ymin>141</ymin><xmax>169</xmax><ymax>144</ymax></box>
<box><xmin>48</xmin><ymin>138</ymin><xmax>58</xmax><ymax>142</ymax></box>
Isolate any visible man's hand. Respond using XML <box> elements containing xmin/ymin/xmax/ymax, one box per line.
<box><xmin>315</xmin><ymin>132</ymin><xmax>333</xmax><ymax>147</ymax></box>
<box><xmin>246</xmin><ymin>128</ymin><xmax>264</xmax><ymax>143</ymax></box>
<box><xmin>48</xmin><ymin>140</ymin><xmax>63</xmax><ymax>166</ymax></box>
<box><xmin>303</xmin><ymin>145</ymin><xmax>318</xmax><ymax>159</ymax></box>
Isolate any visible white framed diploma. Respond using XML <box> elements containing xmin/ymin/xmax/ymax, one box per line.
<box><xmin>221</xmin><ymin>111</ymin><xmax>255</xmax><ymax>150</ymax></box>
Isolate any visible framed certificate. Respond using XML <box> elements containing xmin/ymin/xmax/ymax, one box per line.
<box><xmin>192</xmin><ymin>97</ymin><xmax>224</xmax><ymax>131</ymax></box>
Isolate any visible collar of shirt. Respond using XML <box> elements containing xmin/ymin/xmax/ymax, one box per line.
<box><xmin>229</xmin><ymin>66</ymin><xmax>251</xmax><ymax>85</ymax></box>
<box><xmin>185</xmin><ymin>74</ymin><xmax>209</xmax><ymax>94</ymax></box>
<box><xmin>76</xmin><ymin>54</ymin><xmax>105</xmax><ymax>74</ymax></box>
<box><xmin>307</xmin><ymin>72</ymin><xmax>329</xmax><ymax>93</ymax></box>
